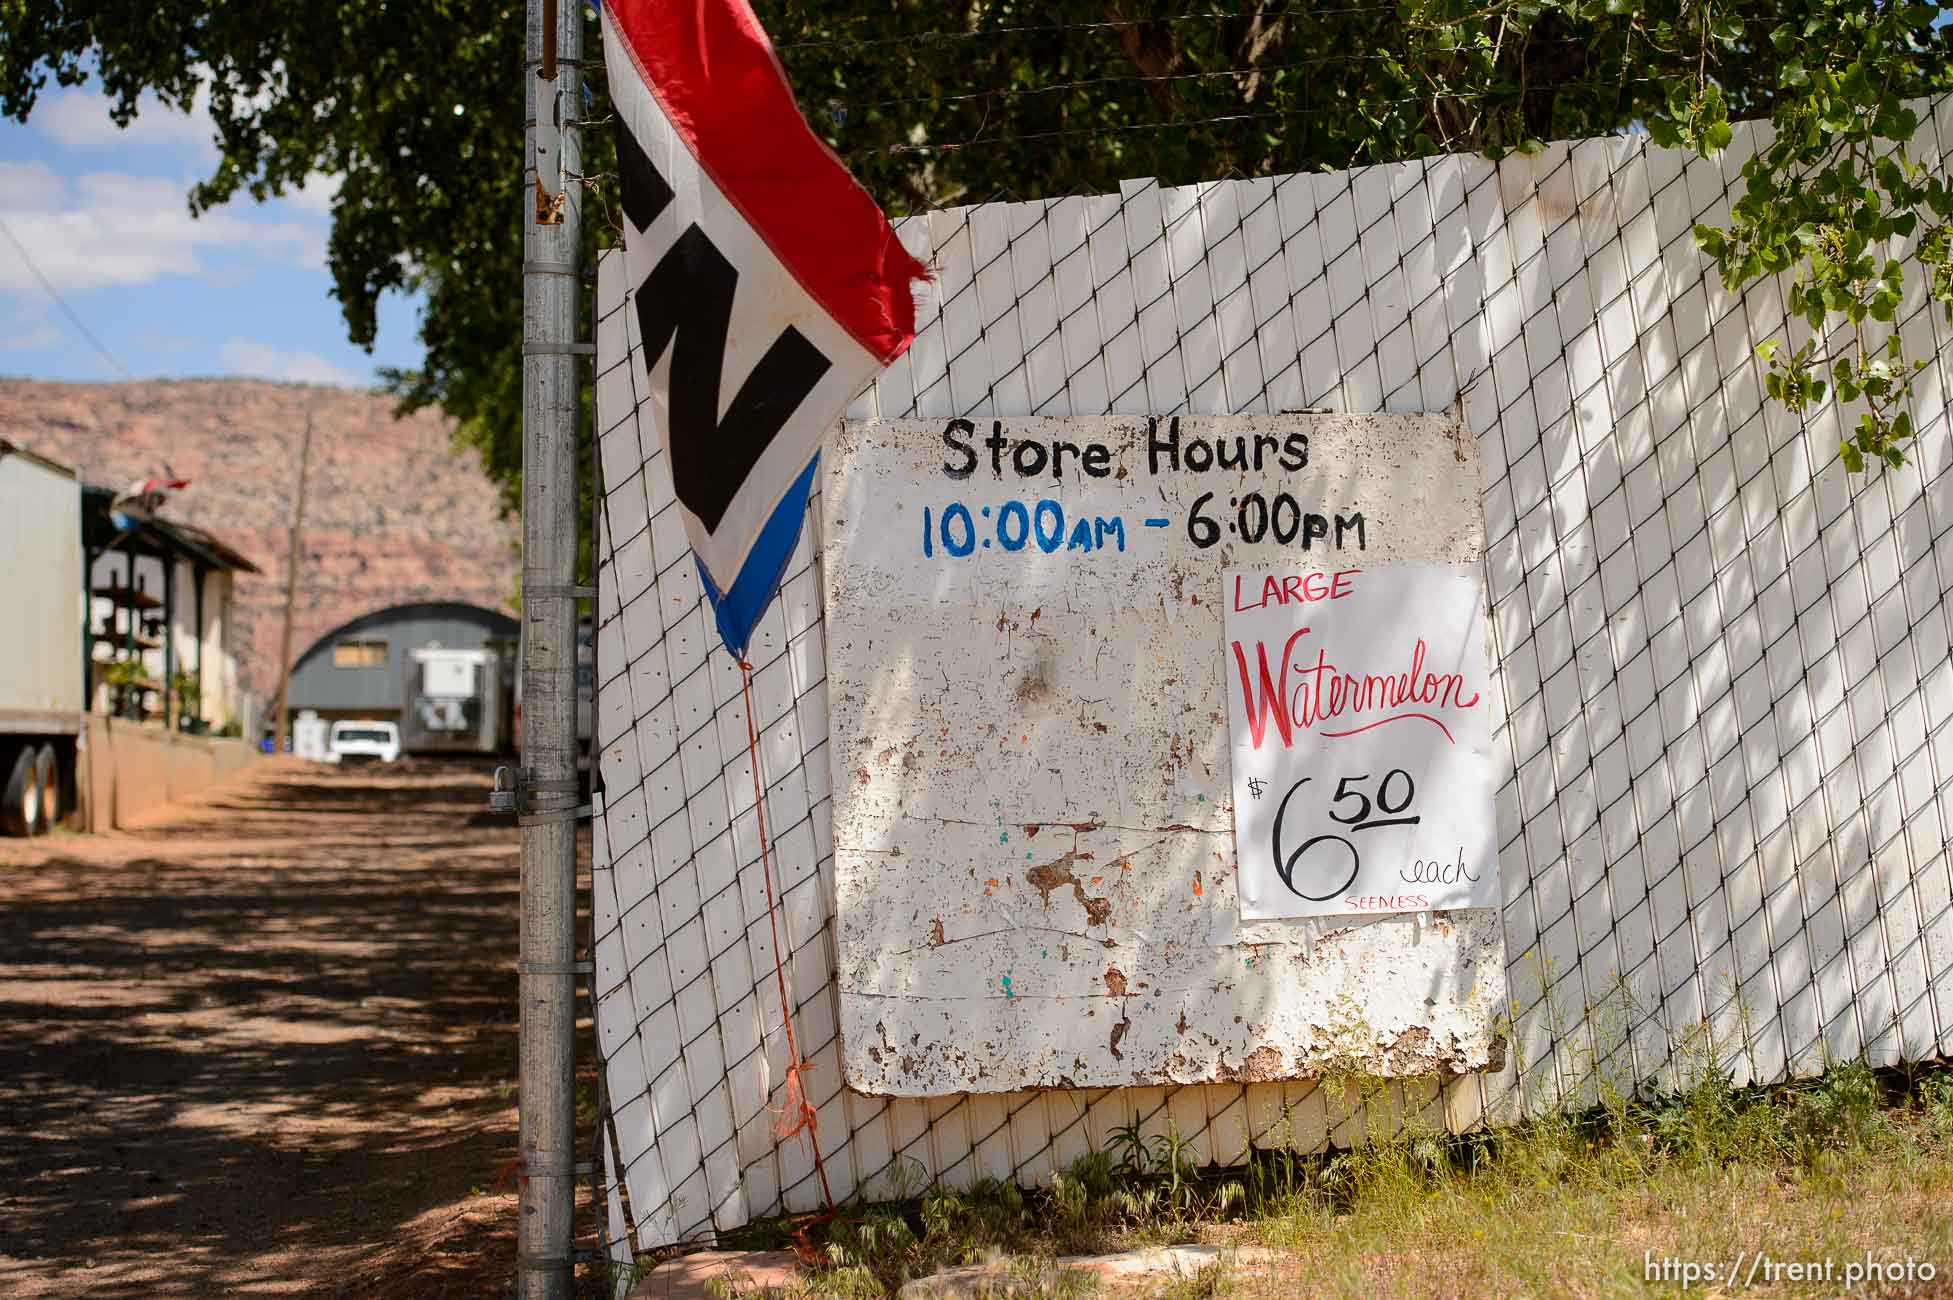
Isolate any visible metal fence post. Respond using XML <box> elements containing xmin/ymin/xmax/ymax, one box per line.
<box><xmin>519</xmin><ymin>0</ymin><xmax>582</xmax><ymax>1293</ymax></box>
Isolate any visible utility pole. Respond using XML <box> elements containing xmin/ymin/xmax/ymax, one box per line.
<box><xmin>518</xmin><ymin>0</ymin><xmax>582</xmax><ymax>1293</ymax></box>
<box><xmin>273</xmin><ymin>408</ymin><xmax>314</xmax><ymax>755</ymax></box>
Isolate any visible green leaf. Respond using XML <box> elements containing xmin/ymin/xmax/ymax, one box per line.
<box><xmin>1755</xmin><ymin>339</ymin><xmax>1781</xmax><ymax>361</ymax></box>
<box><xmin>3</xmin><ymin>0</ymin><xmax>1939</xmax><ymax>506</ymax></box>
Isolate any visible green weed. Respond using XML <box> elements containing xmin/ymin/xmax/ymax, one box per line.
<box><xmin>633</xmin><ymin>1055</ymin><xmax>1953</xmax><ymax>1299</ymax></box>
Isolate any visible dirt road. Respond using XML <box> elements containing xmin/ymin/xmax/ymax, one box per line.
<box><xmin>0</xmin><ymin>757</ymin><xmax>572</xmax><ymax>1298</ymax></box>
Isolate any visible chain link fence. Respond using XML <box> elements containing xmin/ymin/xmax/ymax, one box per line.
<box><xmin>587</xmin><ymin>100</ymin><xmax>1953</xmax><ymax>1255</ymax></box>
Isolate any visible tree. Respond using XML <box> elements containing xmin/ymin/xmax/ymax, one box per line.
<box><xmin>1</xmin><ymin>0</ymin><xmax>529</xmax><ymax>501</ymax></box>
<box><xmin>4</xmin><ymin>0</ymin><xmax>1948</xmax><ymax>498</ymax></box>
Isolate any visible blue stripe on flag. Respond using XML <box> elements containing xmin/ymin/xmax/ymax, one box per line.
<box><xmin>695</xmin><ymin>454</ymin><xmax>819</xmax><ymax>662</ymax></box>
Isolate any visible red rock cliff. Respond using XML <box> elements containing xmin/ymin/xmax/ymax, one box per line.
<box><xmin>0</xmin><ymin>378</ymin><xmax>519</xmax><ymax>700</ymax></box>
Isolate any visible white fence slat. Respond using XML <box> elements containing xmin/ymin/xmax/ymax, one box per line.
<box><xmin>1119</xmin><ymin>178</ymin><xmax>1188</xmax><ymax>413</ymax></box>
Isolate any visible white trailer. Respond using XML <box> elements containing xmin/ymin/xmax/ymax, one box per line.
<box><xmin>0</xmin><ymin>441</ymin><xmax>84</xmax><ymax>835</ymax></box>
<box><xmin>401</xmin><ymin>644</ymin><xmax>505</xmax><ymax>754</ymax></box>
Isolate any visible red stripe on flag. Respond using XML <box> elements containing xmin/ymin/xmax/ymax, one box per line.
<box><xmin>605</xmin><ymin>0</ymin><xmax>928</xmax><ymax>365</ymax></box>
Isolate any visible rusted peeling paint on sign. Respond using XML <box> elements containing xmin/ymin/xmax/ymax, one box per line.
<box><xmin>821</xmin><ymin>413</ymin><xmax>1509</xmax><ymax>1095</ymax></box>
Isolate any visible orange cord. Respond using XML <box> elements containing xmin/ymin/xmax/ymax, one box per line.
<box><xmin>740</xmin><ymin>659</ymin><xmax>836</xmax><ymax>1214</ymax></box>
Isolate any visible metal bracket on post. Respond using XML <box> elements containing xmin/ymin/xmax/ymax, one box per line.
<box><xmin>516</xmin><ymin>1249</ymin><xmax>602</xmax><ymax>1270</ymax></box>
<box><xmin>519</xmin><ymin>960</ymin><xmax>594</xmax><ymax>975</ymax></box>
<box><xmin>489</xmin><ymin>766</ymin><xmax>592</xmax><ymax>824</ymax></box>
<box><xmin>516</xmin><ymin>1255</ymin><xmax>574</xmax><ymax>1275</ymax></box>
<box><xmin>520</xmin><ymin>1158</ymin><xmax>598</xmax><ymax>1178</ymax></box>
<box><xmin>532</xmin><ymin>0</ymin><xmax>566</xmax><ymax>226</ymax></box>
<box><xmin>518</xmin><ymin>806</ymin><xmax>592</xmax><ymax>826</ymax></box>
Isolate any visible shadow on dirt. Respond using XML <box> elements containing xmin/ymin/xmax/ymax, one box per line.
<box><xmin>0</xmin><ymin>757</ymin><xmax>576</xmax><ymax>1299</ymax></box>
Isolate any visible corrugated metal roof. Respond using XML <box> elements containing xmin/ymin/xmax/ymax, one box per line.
<box><xmin>0</xmin><ymin>439</ymin><xmax>78</xmax><ymax>480</ymax></box>
<box><xmin>80</xmin><ymin>485</ymin><xmax>261</xmax><ymax>573</ymax></box>
<box><xmin>143</xmin><ymin>515</ymin><xmax>261</xmax><ymax>574</ymax></box>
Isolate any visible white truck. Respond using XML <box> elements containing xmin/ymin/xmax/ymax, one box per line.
<box><xmin>328</xmin><ymin>718</ymin><xmax>402</xmax><ymax>763</ymax></box>
<box><xmin>0</xmin><ymin>441</ymin><xmax>83</xmax><ymax>835</ymax></box>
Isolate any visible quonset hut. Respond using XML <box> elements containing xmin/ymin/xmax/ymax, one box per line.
<box><xmin>283</xmin><ymin>601</ymin><xmax>519</xmax><ymax>753</ymax></box>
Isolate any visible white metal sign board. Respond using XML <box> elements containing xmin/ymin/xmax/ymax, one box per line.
<box><xmin>821</xmin><ymin>414</ymin><xmax>1506</xmax><ymax>1095</ymax></box>
<box><xmin>1224</xmin><ymin>564</ymin><xmax>1499</xmax><ymax>919</ymax></box>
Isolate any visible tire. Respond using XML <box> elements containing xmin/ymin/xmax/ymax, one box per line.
<box><xmin>0</xmin><ymin>747</ymin><xmax>37</xmax><ymax>838</ymax></box>
<box><xmin>33</xmin><ymin>745</ymin><xmax>59</xmax><ymax>833</ymax></box>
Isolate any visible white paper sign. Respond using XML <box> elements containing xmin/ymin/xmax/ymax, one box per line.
<box><xmin>821</xmin><ymin>413</ymin><xmax>1503</xmax><ymax>1093</ymax></box>
<box><xmin>1225</xmin><ymin>563</ymin><xmax>1498</xmax><ymax>919</ymax></box>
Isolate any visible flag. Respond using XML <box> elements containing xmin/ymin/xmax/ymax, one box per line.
<box><xmin>601</xmin><ymin>0</ymin><xmax>929</xmax><ymax>660</ymax></box>
<box><xmin>109</xmin><ymin>467</ymin><xmax>190</xmax><ymax>529</ymax></box>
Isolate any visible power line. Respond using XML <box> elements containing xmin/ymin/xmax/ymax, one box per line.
<box><xmin>0</xmin><ymin>215</ymin><xmax>134</xmax><ymax>380</ymax></box>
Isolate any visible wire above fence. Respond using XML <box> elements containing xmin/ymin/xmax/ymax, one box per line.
<box><xmin>868</xmin><ymin>75</ymin><xmax>1666</xmax><ymax>155</ymax></box>
<box><xmin>775</xmin><ymin>3</ymin><xmax>1793</xmax><ymax>55</ymax></box>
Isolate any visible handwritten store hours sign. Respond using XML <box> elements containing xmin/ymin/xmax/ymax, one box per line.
<box><xmin>920</xmin><ymin>416</ymin><xmax>1365</xmax><ymax>560</ymax></box>
<box><xmin>1224</xmin><ymin>564</ymin><xmax>1499</xmax><ymax>919</ymax></box>
<box><xmin>823</xmin><ymin>413</ymin><xmax>1502</xmax><ymax>1093</ymax></box>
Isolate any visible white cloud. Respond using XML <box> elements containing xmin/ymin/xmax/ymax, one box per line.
<box><xmin>0</xmin><ymin>324</ymin><xmax>61</xmax><ymax>349</ymax></box>
<box><xmin>0</xmin><ymin>159</ymin><xmax>326</xmax><ymax>295</ymax></box>
<box><xmin>217</xmin><ymin>339</ymin><xmax>365</xmax><ymax>388</ymax></box>
<box><xmin>285</xmin><ymin>171</ymin><xmax>342</xmax><ymax>220</ymax></box>
<box><xmin>32</xmin><ymin>79</ymin><xmax>333</xmax><ymax>214</ymax></box>
<box><xmin>36</xmin><ymin>83</ymin><xmax>217</xmax><ymax>156</ymax></box>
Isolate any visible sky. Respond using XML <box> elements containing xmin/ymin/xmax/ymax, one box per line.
<box><xmin>0</xmin><ymin>80</ymin><xmax>422</xmax><ymax>389</ymax></box>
